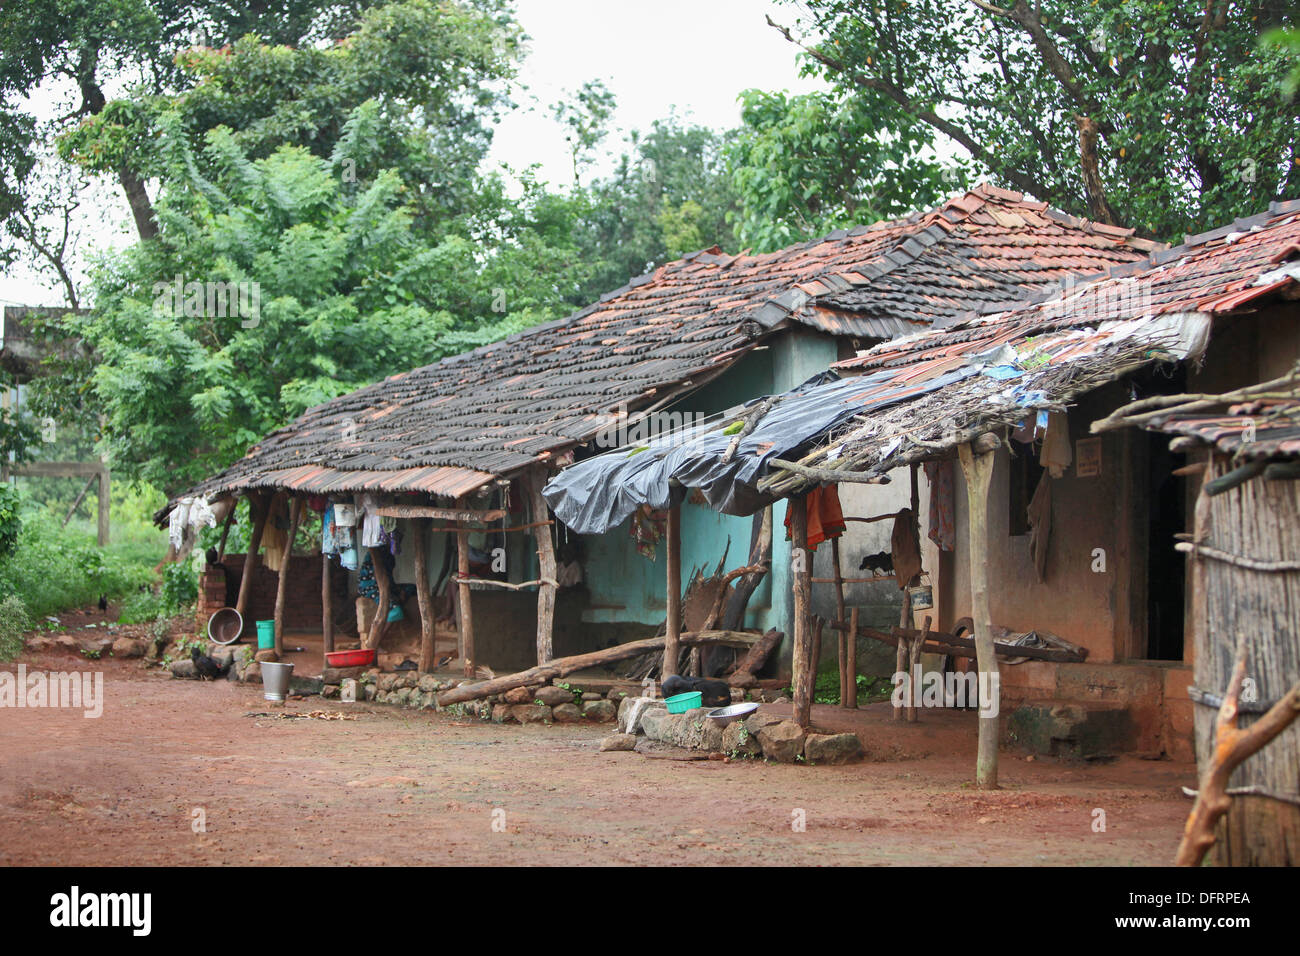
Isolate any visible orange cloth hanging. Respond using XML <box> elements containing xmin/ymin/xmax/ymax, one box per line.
<box><xmin>783</xmin><ymin>485</ymin><xmax>845</xmax><ymax>551</ymax></box>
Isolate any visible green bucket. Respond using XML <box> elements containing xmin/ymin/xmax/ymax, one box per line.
<box><xmin>256</xmin><ymin>620</ymin><xmax>275</xmax><ymax>649</ymax></box>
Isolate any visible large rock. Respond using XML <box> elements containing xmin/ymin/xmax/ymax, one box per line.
<box><xmin>376</xmin><ymin>673</ymin><xmax>399</xmax><ymax>692</ymax></box>
<box><xmin>756</xmin><ymin>720</ymin><xmax>805</xmax><ymax>764</ymax></box>
<box><xmin>599</xmin><ymin>733</ymin><xmax>638</xmax><ymax>752</ymax></box>
<box><xmin>699</xmin><ymin>719</ymin><xmax>725</xmax><ymax>752</ymax></box>
<box><xmin>744</xmin><ymin>710</ymin><xmax>786</xmax><ymax>736</ymax></box>
<box><xmin>803</xmin><ymin>732</ymin><xmax>862</xmax><ymax>765</ymax></box>
<box><xmin>582</xmin><ymin>699</ymin><xmax>617</xmax><ymax>722</ymax></box>
<box><xmin>722</xmin><ymin>720</ymin><xmax>761</xmax><ymax>757</ymax></box>
<box><xmin>111</xmin><ymin>637</ymin><xmax>147</xmax><ymax>659</ymax></box>
<box><xmin>170</xmin><ymin>659</ymin><xmax>197</xmax><ymax>680</ymax></box>
<box><xmin>253</xmin><ymin>648</ymin><xmax>279</xmax><ymax>663</ymax></box>
<box><xmin>243</xmin><ymin>662</ymin><xmax>262</xmax><ymax>684</ymax></box>
<box><xmin>492</xmin><ymin>703</ymin><xmax>513</xmax><ymax>723</ymax></box>
<box><xmin>616</xmin><ymin>696</ymin><xmax>667</xmax><ymax>734</ymax></box>
<box><xmin>208</xmin><ymin>646</ymin><xmax>236</xmax><ymax>667</ymax></box>
<box><xmin>322</xmin><ymin>666</ymin><xmax>365</xmax><ymax>684</ymax></box>
<box><xmin>552</xmin><ymin>702</ymin><xmax>582</xmax><ymax>723</ymax></box>
<box><xmin>504</xmin><ymin>685</ymin><xmax>536</xmax><ymax>705</ymax></box>
<box><xmin>534</xmin><ymin>685</ymin><xmax>575</xmax><ymax>707</ymax></box>
<box><xmin>289</xmin><ymin>676</ymin><xmax>323</xmax><ymax>696</ymax></box>
<box><xmin>511</xmin><ymin>704</ymin><xmax>552</xmax><ymax>724</ymax></box>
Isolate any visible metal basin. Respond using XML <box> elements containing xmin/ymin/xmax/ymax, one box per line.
<box><xmin>706</xmin><ymin>702</ymin><xmax>760</xmax><ymax>726</ymax></box>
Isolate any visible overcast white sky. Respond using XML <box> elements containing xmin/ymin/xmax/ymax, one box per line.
<box><xmin>0</xmin><ymin>0</ymin><xmax>821</xmax><ymax>308</ymax></box>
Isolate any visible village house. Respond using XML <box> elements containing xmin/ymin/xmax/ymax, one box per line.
<box><xmin>545</xmin><ymin>198</ymin><xmax>1300</xmax><ymax>861</ymax></box>
<box><xmin>168</xmin><ymin>184</ymin><xmax>1154</xmax><ymax>679</ymax></box>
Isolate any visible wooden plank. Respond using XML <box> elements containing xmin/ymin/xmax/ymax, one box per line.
<box><xmin>663</xmin><ymin>504</ymin><xmax>682</xmax><ymax>678</ymax></box>
<box><xmin>321</xmin><ymin>553</ymin><xmax>335</xmax><ymax>656</ymax></box>
<box><xmin>372</xmin><ymin>505</ymin><xmax>506</xmax><ymax>523</ymax></box>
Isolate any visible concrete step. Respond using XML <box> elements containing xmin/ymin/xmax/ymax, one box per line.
<box><xmin>1004</xmin><ymin>698</ymin><xmax>1136</xmax><ymax>759</ymax></box>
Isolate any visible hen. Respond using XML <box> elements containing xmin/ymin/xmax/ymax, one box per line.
<box><xmin>191</xmin><ymin>646</ymin><xmax>230</xmax><ymax>681</ymax></box>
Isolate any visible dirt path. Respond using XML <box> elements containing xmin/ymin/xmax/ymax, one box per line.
<box><xmin>0</xmin><ymin>648</ymin><xmax>1194</xmax><ymax>866</ymax></box>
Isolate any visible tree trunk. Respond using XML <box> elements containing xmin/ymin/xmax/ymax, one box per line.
<box><xmin>455</xmin><ymin>496</ymin><xmax>475</xmax><ymax>677</ymax></box>
<box><xmin>790</xmin><ymin>494</ymin><xmax>814</xmax><ymax>728</ymax></box>
<box><xmin>273</xmin><ymin>497</ymin><xmax>303</xmax><ymax>657</ymax></box>
<box><xmin>526</xmin><ymin>469</ymin><xmax>557</xmax><ymax>664</ymax></box>
<box><xmin>234</xmin><ymin>493</ymin><xmax>270</xmax><ymax>630</ymax></box>
<box><xmin>663</xmin><ymin>505</ymin><xmax>682</xmax><ymax>679</ymax></box>
<box><xmin>413</xmin><ymin>518</ymin><xmax>435</xmax><ymax>674</ymax></box>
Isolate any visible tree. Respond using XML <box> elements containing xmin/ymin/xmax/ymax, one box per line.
<box><xmin>551</xmin><ymin>79</ymin><xmax>618</xmax><ymax>187</ymax></box>
<box><xmin>768</xmin><ymin>0</ymin><xmax>1300</xmax><ymax>238</ymax></box>
<box><xmin>727</xmin><ymin>88</ymin><xmax>956</xmax><ymax>253</ymax></box>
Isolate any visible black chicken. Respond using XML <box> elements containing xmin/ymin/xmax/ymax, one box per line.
<box><xmin>191</xmin><ymin>646</ymin><xmax>231</xmax><ymax>681</ymax></box>
<box><xmin>858</xmin><ymin>550</ymin><xmax>894</xmax><ymax>575</ymax></box>
<box><xmin>97</xmin><ymin>594</ymin><xmax>108</xmax><ymax>612</ymax></box>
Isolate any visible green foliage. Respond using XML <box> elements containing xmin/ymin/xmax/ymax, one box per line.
<box><xmin>728</xmin><ymin>88</ymin><xmax>954</xmax><ymax>252</ymax></box>
<box><xmin>779</xmin><ymin>0</ymin><xmax>1300</xmax><ymax>239</ymax></box>
<box><xmin>0</xmin><ymin>593</ymin><xmax>28</xmax><ymax>661</ymax></box>
<box><xmin>813</xmin><ymin>666</ymin><xmax>891</xmax><ymax>706</ymax></box>
<box><xmin>0</xmin><ymin>521</ymin><xmax>153</xmax><ymax>620</ymax></box>
<box><xmin>0</xmin><ymin>483</ymin><xmax>23</xmax><ymax>560</ymax></box>
<box><xmin>1265</xmin><ymin>27</ymin><xmax>1300</xmax><ymax>96</ymax></box>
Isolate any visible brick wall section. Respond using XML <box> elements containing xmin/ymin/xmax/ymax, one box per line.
<box><xmin>197</xmin><ymin>554</ymin><xmax>349</xmax><ymax>635</ymax></box>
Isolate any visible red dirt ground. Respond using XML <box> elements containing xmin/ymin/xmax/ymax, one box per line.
<box><xmin>0</xmin><ymin>645</ymin><xmax>1196</xmax><ymax>866</ymax></box>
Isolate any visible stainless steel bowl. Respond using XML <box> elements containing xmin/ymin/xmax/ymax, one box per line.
<box><xmin>706</xmin><ymin>702</ymin><xmax>760</xmax><ymax>726</ymax></box>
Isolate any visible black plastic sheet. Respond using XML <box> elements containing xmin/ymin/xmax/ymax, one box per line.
<box><xmin>543</xmin><ymin>366</ymin><xmax>972</xmax><ymax>534</ymax></box>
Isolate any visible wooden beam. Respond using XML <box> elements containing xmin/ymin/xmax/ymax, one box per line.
<box><xmin>273</xmin><ymin>497</ymin><xmax>303</xmax><ymax>657</ymax></box>
<box><xmin>769</xmin><ymin>458</ymin><xmax>890</xmax><ymax>484</ymax></box>
<box><xmin>663</xmin><ymin>504</ymin><xmax>682</xmax><ymax>678</ymax></box>
<box><xmin>372</xmin><ymin>504</ymin><xmax>506</xmax><ymax>523</ymax></box>
<box><xmin>958</xmin><ymin>438</ymin><xmax>1000</xmax><ymax>790</ymax></box>
<box><xmin>790</xmin><ymin>494</ymin><xmax>813</xmax><ymax>728</ymax></box>
<box><xmin>413</xmin><ymin>518</ymin><xmax>435</xmax><ymax>674</ymax></box>
<box><xmin>526</xmin><ymin>468</ymin><xmax>557</xmax><ymax>665</ymax></box>
<box><xmin>832</xmin><ymin>536</ymin><xmax>848</xmax><ymax>709</ymax></box>
<box><xmin>455</xmin><ymin>495</ymin><xmax>475</xmax><ymax>678</ymax></box>
<box><xmin>234</xmin><ymin>493</ymin><xmax>270</xmax><ymax>629</ymax></box>
<box><xmin>215</xmin><ymin>506</ymin><xmax>235</xmax><ymax>562</ymax></box>
<box><xmin>437</xmin><ymin>630</ymin><xmax>767</xmax><ymax>706</ymax></box>
<box><xmin>10</xmin><ymin>460</ymin><xmax>103</xmax><ymax>478</ymax></box>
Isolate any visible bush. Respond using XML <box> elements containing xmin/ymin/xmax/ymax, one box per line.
<box><xmin>0</xmin><ymin>522</ymin><xmax>154</xmax><ymax>619</ymax></box>
<box><xmin>0</xmin><ymin>593</ymin><xmax>29</xmax><ymax>661</ymax></box>
<box><xmin>0</xmin><ymin>484</ymin><xmax>21</xmax><ymax>561</ymax></box>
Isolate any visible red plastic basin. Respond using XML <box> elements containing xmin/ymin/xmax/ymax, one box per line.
<box><xmin>324</xmin><ymin>648</ymin><xmax>376</xmax><ymax>668</ymax></box>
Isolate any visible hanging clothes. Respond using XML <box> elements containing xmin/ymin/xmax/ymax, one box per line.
<box><xmin>630</xmin><ymin>505</ymin><xmax>667</xmax><ymax>560</ymax></box>
<box><xmin>783</xmin><ymin>485</ymin><xmax>845</xmax><ymax>552</ymax></box>
<box><xmin>1027</xmin><ymin>474</ymin><xmax>1052</xmax><ymax>582</ymax></box>
<box><xmin>890</xmin><ymin>507</ymin><xmax>923</xmax><ymax>589</ymax></box>
<box><xmin>358</xmin><ymin>494</ymin><xmax>385</xmax><ymax>549</ymax></box>
<box><xmin>923</xmin><ymin>459</ymin><xmax>955</xmax><ymax>552</ymax></box>
<box><xmin>1040</xmin><ymin>411</ymin><xmax>1072</xmax><ymax>478</ymax></box>
<box><xmin>261</xmin><ymin>497</ymin><xmax>289</xmax><ymax>572</ymax></box>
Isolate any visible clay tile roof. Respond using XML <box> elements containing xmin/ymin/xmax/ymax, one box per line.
<box><xmin>167</xmin><ymin>185</ymin><xmax>1155</xmax><ymax>513</ymax></box>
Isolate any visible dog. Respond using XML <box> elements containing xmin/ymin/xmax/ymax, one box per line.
<box><xmin>661</xmin><ymin>674</ymin><xmax>731</xmax><ymax>708</ymax></box>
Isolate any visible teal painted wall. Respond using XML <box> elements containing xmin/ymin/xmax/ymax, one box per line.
<box><xmin>579</xmin><ymin>329</ymin><xmax>840</xmax><ymax>658</ymax></box>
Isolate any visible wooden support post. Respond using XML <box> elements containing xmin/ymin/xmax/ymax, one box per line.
<box><xmin>413</xmin><ymin>518</ymin><xmax>435</xmax><ymax>674</ymax></box>
<box><xmin>894</xmin><ymin>588</ymin><xmax>912</xmax><ymax>721</ymax></box>
<box><xmin>958</xmin><ymin>438</ymin><xmax>1000</xmax><ymax>790</ymax></box>
<box><xmin>663</xmin><ymin>504</ymin><xmax>683</xmax><ymax>679</ymax></box>
<box><xmin>846</xmin><ymin>607</ymin><xmax>858</xmax><ymax>709</ymax></box>
<box><xmin>526</xmin><ymin>469</ymin><xmax>557</xmax><ymax>665</ymax></box>
<box><xmin>96</xmin><ymin>467</ymin><xmax>110</xmax><ymax>547</ymax></box>
<box><xmin>832</xmin><ymin>536</ymin><xmax>847</xmax><ymax>708</ymax></box>
<box><xmin>790</xmin><ymin>494</ymin><xmax>814</xmax><ymax>729</ymax></box>
<box><xmin>321</xmin><ymin>553</ymin><xmax>335</xmax><ymax>657</ymax></box>
<box><xmin>366</xmin><ymin>545</ymin><xmax>392</xmax><ymax>652</ymax></box>
<box><xmin>273</xmin><ymin>496</ymin><xmax>303</xmax><ymax>657</ymax></box>
<box><xmin>234</xmin><ymin>493</ymin><xmax>269</xmax><ymax>628</ymax></box>
<box><xmin>907</xmin><ymin>615</ymin><xmax>931</xmax><ymax>723</ymax></box>
<box><xmin>456</xmin><ymin>496</ymin><xmax>475</xmax><ymax>678</ymax></box>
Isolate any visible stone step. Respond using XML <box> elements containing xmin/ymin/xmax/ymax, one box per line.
<box><xmin>1004</xmin><ymin>698</ymin><xmax>1136</xmax><ymax>759</ymax></box>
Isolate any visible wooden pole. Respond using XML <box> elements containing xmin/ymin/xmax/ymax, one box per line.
<box><xmin>958</xmin><ymin>438</ymin><xmax>1000</xmax><ymax>789</ymax></box>
<box><xmin>413</xmin><ymin>517</ymin><xmax>435</xmax><ymax>673</ymax></box>
<box><xmin>456</xmin><ymin>496</ymin><xmax>475</xmax><ymax>677</ymax></box>
<box><xmin>96</xmin><ymin>467</ymin><xmax>110</xmax><ymax>547</ymax></box>
<box><xmin>215</xmin><ymin>505</ymin><xmax>235</xmax><ymax>562</ymax></box>
<box><xmin>234</xmin><ymin>493</ymin><xmax>270</xmax><ymax>628</ymax></box>
<box><xmin>273</xmin><ymin>496</ymin><xmax>303</xmax><ymax>657</ymax></box>
<box><xmin>907</xmin><ymin>615</ymin><xmax>931</xmax><ymax>723</ymax></box>
<box><xmin>365</xmin><ymin>545</ymin><xmax>392</xmax><ymax>652</ymax></box>
<box><xmin>894</xmin><ymin>588</ymin><xmax>912</xmax><ymax>720</ymax></box>
<box><xmin>663</xmin><ymin>504</ymin><xmax>683</xmax><ymax>679</ymax></box>
<box><xmin>832</xmin><ymin>535</ymin><xmax>848</xmax><ymax>708</ymax></box>
<box><xmin>321</xmin><ymin>553</ymin><xmax>335</xmax><ymax>657</ymax></box>
<box><xmin>791</xmin><ymin>494</ymin><xmax>814</xmax><ymax>728</ymax></box>
<box><xmin>846</xmin><ymin>607</ymin><xmax>858</xmax><ymax>709</ymax></box>
<box><xmin>527</xmin><ymin>469</ymin><xmax>557</xmax><ymax>665</ymax></box>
